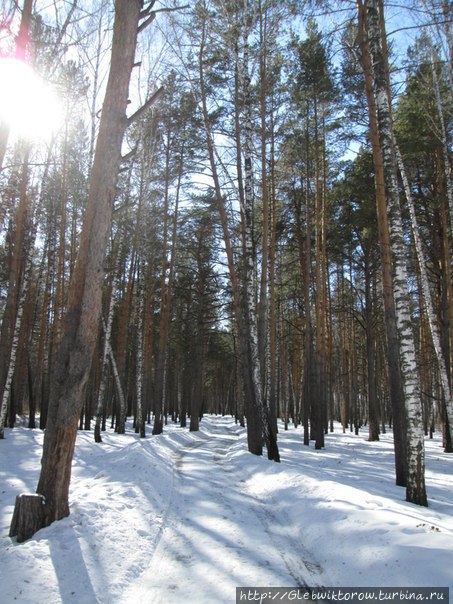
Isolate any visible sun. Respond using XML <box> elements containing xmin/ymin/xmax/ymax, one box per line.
<box><xmin>0</xmin><ymin>58</ymin><xmax>63</xmax><ymax>142</ymax></box>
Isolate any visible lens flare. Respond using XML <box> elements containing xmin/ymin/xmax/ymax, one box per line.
<box><xmin>0</xmin><ymin>58</ymin><xmax>63</xmax><ymax>142</ymax></box>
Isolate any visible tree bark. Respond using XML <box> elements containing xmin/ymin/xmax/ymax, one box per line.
<box><xmin>10</xmin><ymin>0</ymin><xmax>143</xmax><ymax>534</ymax></box>
<box><xmin>94</xmin><ymin>274</ymin><xmax>116</xmax><ymax>443</ymax></box>
<box><xmin>357</xmin><ymin>0</ymin><xmax>407</xmax><ymax>485</ymax></box>
<box><xmin>0</xmin><ymin>218</ymin><xmax>34</xmax><ymax>437</ymax></box>
<box><xmin>239</xmin><ymin>2</ymin><xmax>279</xmax><ymax>461</ymax></box>
<box><xmin>365</xmin><ymin>256</ymin><xmax>379</xmax><ymax>442</ymax></box>
<box><xmin>366</xmin><ymin>0</ymin><xmax>427</xmax><ymax>506</ymax></box>
<box><xmin>9</xmin><ymin>494</ymin><xmax>45</xmax><ymax>543</ymax></box>
<box><xmin>135</xmin><ymin>259</ymin><xmax>146</xmax><ymax>438</ymax></box>
<box><xmin>395</xmin><ymin>142</ymin><xmax>453</xmax><ymax>448</ymax></box>
<box><xmin>0</xmin><ymin>148</ymin><xmax>30</xmax><ymax>410</ymax></box>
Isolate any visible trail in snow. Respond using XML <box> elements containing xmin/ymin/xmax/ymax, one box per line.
<box><xmin>1</xmin><ymin>415</ymin><xmax>451</xmax><ymax>604</ymax></box>
<box><xmin>122</xmin><ymin>418</ymin><xmax>324</xmax><ymax>603</ymax></box>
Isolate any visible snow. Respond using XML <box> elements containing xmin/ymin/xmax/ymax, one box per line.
<box><xmin>0</xmin><ymin>416</ymin><xmax>452</xmax><ymax>603</ymax></box>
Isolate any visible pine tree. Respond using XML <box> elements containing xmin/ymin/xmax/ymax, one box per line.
<box><xmin>10</xmin><ymin>0</ymin><xmax>145</xmax><ymax>535</ymax></box>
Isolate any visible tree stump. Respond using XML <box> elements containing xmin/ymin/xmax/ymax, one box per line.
<box><xmin>9</xmin><ymin>494</ymin><xmax>46</xmax><ymax>542</ymax></box>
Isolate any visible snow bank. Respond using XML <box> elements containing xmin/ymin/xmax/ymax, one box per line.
<box><xmin>0</xmin><ymin>417</ymin><xmax>451</xmax><ymax>603</ymax></box>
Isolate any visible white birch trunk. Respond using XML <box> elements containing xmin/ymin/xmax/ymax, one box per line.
<box><xmin>366</xmin><ymin>0</ymin><xmax>427</xmax><ymax>506</ymax></box>
<box><xmin>0</xmin><ymin>191</ymin><xmax>38</xmax><ymax>437</ymax></box>
<box><xmin>94</xmin><ymin>281</ymin><xmax>116</xmax><ymax>443</ymax></box>
<box><xmin>107</xmin><ymin>342</ymin><xmax>127</xmax><ymax>433</ymax></box>
<box><xmin>0</xmin><ymin>254</ymin><xmax>31</xmax><ymax>438</ymax></box>
<box><xmin>395</xmin><ymin>142</ymin><xmax>453</xmax><ymax>446</ymax></box>
<box><xmin>239</xmin><ymin>0</ymin><xmax>279</xmax><ymax>461</ymax></box>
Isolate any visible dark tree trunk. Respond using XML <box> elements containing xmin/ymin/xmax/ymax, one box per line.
<box><xmin>9</xmin><ymin>494</ymin><xmax>45</xmax><ymax>543</ymax></box>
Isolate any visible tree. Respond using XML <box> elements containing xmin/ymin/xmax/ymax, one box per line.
<box><xmin>330</xmin><ymin>151</ymin><xmax>382</xmax><ymax>441</ymax></box>
<box><xmin>0</xmin><ymin>156</ymin><xmax>35</xmax><ymax>437</ymax></box>
<box><xmin>354</xmin><ymin>0</ymin><xmax>407</xmax><ymax>484</ymax></box>
<box><xmin>393</xmin><ymin>39</ymin><xmax>453</xmax><ymax>450</ymax></box>
<box><xmin>365</xmin><ymin>0</ymin><xmax>427</xmax><ymax>506</ymax></box>
<box><xmin>173</xmin><ymin>198</ymin><xmax>222</xmax><ymax>430</ymax></box>
<box><xmin>152</xmin><ymin>77</ymin><xmax>189</xmax><ymax>435</ymax></box>
<box><xmin>284</xmin><ymin>20</ymin><xmax>337</xmax><ymax>448</ymax></box>
<box><xmin>10</xmin><ymin>0</ymin><xmax>147</xmax><ymax>535</ymax></box>
<box><xmin>193</xmin><ymin>0</ymin><xmax>280</xmax><ymax>460</ymax></box>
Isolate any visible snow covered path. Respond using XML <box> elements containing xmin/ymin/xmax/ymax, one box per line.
<box><xmin>1</xmin><ymin>415</ymin><xmax>452</xmax><ymax>604</ymax></box>
<box><xmin>122</xmin><ymin>418</ymin><xmax>323</xmax><ymax>603</ymax></box>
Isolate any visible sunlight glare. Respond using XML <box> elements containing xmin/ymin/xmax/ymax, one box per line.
<box><xmin>0</xmin><ymin>58</ymin><xmax>63</xmax><ymax>142</ymax></box>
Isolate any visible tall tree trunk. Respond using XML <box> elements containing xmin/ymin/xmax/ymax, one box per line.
<box><xmin>313</xmin><ymin>95</ymin><xmax>325</xmax><ymax>449</ymax></box>
<box><xmin>0</xmin><ymin>148</ymin><xmax>30</xmax><ymax>402</ymax></box>
<box><xmin>0</xmin><ymin>216</ymin><xmax>35</xmax><ymax>437</ymax></box>
<box><xmin>11</xmin><ymin>0</ymin><xmax>143</xmax><ymax>533</ymax></box>
<box><xmin>190</xmin><ymin>285</ymin><xmax>205</xmax><ymax>433</ymax></box>
<box><xmin>357</xmin><ymin>0</ymin><xmax>407</xmax><ymax>485</ymax></box>
<box><xmin>198</xmin><ymin>9</ymin><xmax>278</xmax><ymax>461</ymax></box>
<box><xmin>135</xmin><ymin>259</ymin><xmax>146</xmax><ymax>438</ymax></box>
<box><xmin>115</xmin><ymin>230</ymin><xmax>137</xmax><ymax>423</ymax></box>
<box><xmin>366</xmin><ymin>0</ymin><xmax>427</xmax><ymax>506</ymax></box>
<box><xmin>233</xmin><ymin>32</ymin><xmax>262</xmax><ymax>455</ymax></box>
<box><xmin>257</xmin><ymin>0</ymin><xmax>270</xmax><ymax>390</ymax></box>
<box><xmin>94</xmin><ymin>271</ymin><xmax>116</xmax><ymax>443</ymax></box>
<box><xmin>439</xmin><ymin>188</ymin><xmax>453</xmax><ymax>450</ymax></box>
<box><xmin>292</xmin><ymin>173</ymin><xmax>312</xmax><ymax>446</ymax></box>
<box><xmin>395</xmin><ymin>143</ymin><xmax>453</xmax><ymax>448</ymax></box>
<box><xmin>268</xmin><ymin>107</ymin><xmax>278</xmax><ymax>435</ymax></box>
<box><xmin>240</xmin><ymin>3</ymin><xmax>279</xmax><ymax>462</ymax></box>
<box><xmin>152</xmin><ymin>156</ymin><xmax>180</xmax><ymax>435</ymax></box>
<box><xmin>364</xmin><ymin>255</ymin><xmax>379</xmax><ymax>441</ymax></box>
<box><xmin>304</xmin><ymin>118</ymin><xmax>314</xmax><ymax>447</ymax></box>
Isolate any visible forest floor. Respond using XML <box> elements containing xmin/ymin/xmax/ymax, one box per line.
<box><xmin>0</xmin><ymin>415</ymin><xmax>452</xmax><ymax>603</ymax></box>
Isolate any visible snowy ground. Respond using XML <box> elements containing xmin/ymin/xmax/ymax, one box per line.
<box><xmin>0</xmin><ymin>415</ymin><xmax>452</xmax><ymax>603</ymax></box>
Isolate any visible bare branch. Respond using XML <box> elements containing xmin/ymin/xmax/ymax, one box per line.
<box><xmin>126</xmin><ymin>86</ymin><xmax>164</xmax><ymax>127</ymax></box>
<box><xmin>140</xmin><ymin>1</ymin><xmax>157</xmax><ymax>19</ymax></box>
<box><xmin>138</xmin><ymin>4</ymin><xmax>190</xmax><ymax>34</ymax></box>
<box><xmin>138</xmin><ymin>12</ymin><xmax>156</xmax><ymax>34</ymax></box>
<box><xmin>120</xmin><ymin>147</ymin><xmax>137</xmax><ymax>163</ymax></box>
<box><xmin>153</xmin><ymin>5</ymin><xmax>190</xmax><ymax>14</ymax></box>
<box><xmin>54</xmin><ymin>0</ymin><xmax>78</xmax><ymax>49</ymax></box>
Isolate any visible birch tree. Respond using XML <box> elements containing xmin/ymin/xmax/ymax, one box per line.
<box><xmin>355</xmin><ymin>0</ymin><xmax>407</xmax><ymax>484</ymax></box>
<box><xmin>395</xmin><ymin>142</ymin><xmax>453</xmax><ymax>450</ymax></box>
<box><xmin>365</xmin><ymin>0</ymin><xmax>427</xmax><ymax>506</ymax></box>
<box><xmin>94</xmin><ymin>265</ymin><xmax>117</xmax><ymax>443</ymax></box>
<box><xmin>240</xmin><ymin>0</ymin><xmax>279</xmax><ymax>459</ymax></box>
<box><xmin>0</xmin><ymin>190</ymin><xmax>36</xmax><ymax>438</ymax></box>
<box><xmin>192</xmin><ymin>0</ymin><xmax>280</xmax><ymax>460</ymax></box>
